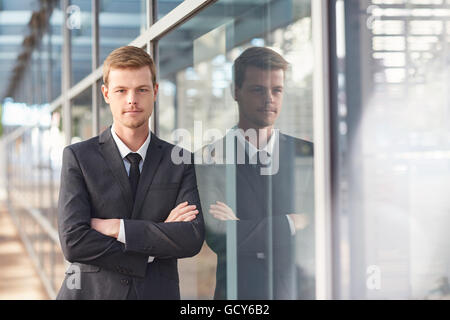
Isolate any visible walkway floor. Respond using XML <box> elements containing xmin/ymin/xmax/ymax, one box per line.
<box><xmin>0</xmin><ymin>204</ymin><xmax>49</xmax><ymax>300</ymax></box>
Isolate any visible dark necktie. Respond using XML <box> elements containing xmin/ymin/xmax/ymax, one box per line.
<box><xmin>126</xmin><ymin>152</ymin><xmax>142</xmax><ymax>202</ymax></box>
<box><xmin>256</xmin><ymin>150</ymin><xmax>271</xmax><ymax>168</ymax></box>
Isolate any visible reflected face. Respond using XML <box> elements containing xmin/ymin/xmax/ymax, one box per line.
<box><xmin>101</xmin><ymin>66</ymin><xmax>158</xmax><ymax>131</ymax></box>
<box><xmin>235</xmin><ymin>66</ymin><xmax>284</xmax><ymax>130</ymax></box>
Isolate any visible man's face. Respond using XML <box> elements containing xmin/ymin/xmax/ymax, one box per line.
<box><xmin>101</xmin><ymin>66</ymin><xmax>158</xmax><ymax>131</ymax></box>
<box><xmin>234</xmin><ymin>66</ymin><xmax>284</xmax><ymax>130</ymax></box>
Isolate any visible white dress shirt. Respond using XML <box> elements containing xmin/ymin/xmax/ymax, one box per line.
<box><xmin>233</xmin><ymin>125</ymin><xmax>277</xmax><ymax>163</ymax></box>
<box><xmin>110</xmin><ymin>124</ymin><xmax>155</xmax><ymax>262</ymax></box>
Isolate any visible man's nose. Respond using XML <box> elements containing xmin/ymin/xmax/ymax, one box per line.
<box><xmin>127</xmin><ymin>92</ymin><xmax>137</xmax><ymax>105</ymax></box>
<box><xmin>264</xmin><ymin>90</ymin><xmax>274</xmax><ymax>103</ymax></box>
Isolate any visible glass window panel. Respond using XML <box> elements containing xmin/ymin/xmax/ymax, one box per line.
<box><xmin>70</xmin><ymin>0</ymin><xmax>92</xmax><ymax>85</ymax></box>
<box><xmin>156</xmin><ymin>0</ymin><xmax>184</xmax><ymax>20</ymax></box>
<box><xmin>99</xmin><ymin>0</ymin><xmax>146</xmax><ymax>63</ymax></box>
<box><xmin>410</xmin><ymin>0</ymin><xmax>443</xmax><ymax>4</ymax></box>
<box><xmin>332</xmin><ymin>0</ymin><xmax>450</xmax><ymax>299</ymax></box>
<box><xmin>409</xmin><ymin>20</ymin><xmax>443</xmax><ymax>35</ymax></box>
<box><xmin>71</xmin><ymin>87</ymin><xmax>92</xmax><ymax>142</ymax></box>
<box><xmin>373</xmin><ymin>36</ymin><xmax>406</xmax><ymax>51</ymax></box>
<box><xmin>158</xmin><ymin>0</ymin><xmax>315</xmax><ymax>300</ymax></box>
<box><xmin>372</xmin><ymin>0</ymin><xmax>406</xmax><ymax>4</ymax></box>
<box><xmin>372</xmin><ymin>20</ymin><xmax>405</xmax><ymax>35</ymax></box>
<box><xmin>48</xmin><ymin>1</ymin><xmax>63</xmax><ymax>101</ymax></box>
<box><xmin>49</xmin><ymin>107</ymin><xmax>65</xmax><ymax>229</ymax></box>
<box><xmin>31</xmin><ymin>51</ymin><xmax>45</xmax><ymax>105</ymax></box>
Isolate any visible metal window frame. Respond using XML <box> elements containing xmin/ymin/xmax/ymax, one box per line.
<box><xmin>62</xmin><ymin>0</ymin><xmax>72</xmax><ymax>145</ymax></box>
<box><xmin>92</xmin><ymin>0</ymin><xmax>100</xmax><ymax>136</ymax></box>
<box><xmin>49</xmin><ymin>0</ymin><xmax>217</xmax><ymax>138</ymax></box>
<box><xmin>312</xmin><ymin>0</ymin><xmax>333</xmax><ymax>300</ymax></box>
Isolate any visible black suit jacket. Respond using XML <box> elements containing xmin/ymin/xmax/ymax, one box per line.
<box><xmin>56</xmin><ymin>128</ymin><xmax>204</xmax><ymax>300</ymax></box>
<box><xmin>196</xmin><ymin>132</ymin><xmax>314</xmax><ymax>299</ymax></box>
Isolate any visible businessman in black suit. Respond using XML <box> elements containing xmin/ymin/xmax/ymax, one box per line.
<box><xmin>196</xmin><ymin>47</ymin><xmax>315</xmax><ymax>299</ymax></box>
<box><xmin>56</xmin><ymin>46</ymin><xmax>204</xmax><ymax>300</ymax></box>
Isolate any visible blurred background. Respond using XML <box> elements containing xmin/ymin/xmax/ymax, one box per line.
<box><xmin>1</xmin><ymin>0</ymin><xmax>450</xmax><ymax>300</ymax></box>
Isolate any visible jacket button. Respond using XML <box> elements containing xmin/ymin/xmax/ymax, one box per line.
<box><xmin>120</xmin><ymin>279</ymin><xmax>129</xmax><ymax>286</ymax></box>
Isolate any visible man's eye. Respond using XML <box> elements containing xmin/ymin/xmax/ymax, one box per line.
<box><xmin>138</xmin><ymin>88</ymin><xmax>149</xmax><ymax>93</ymax></box>
<box><xmin>116</xmin><ymin>89</ymin><xmax>125</xmax><ymax>93</ymax></box>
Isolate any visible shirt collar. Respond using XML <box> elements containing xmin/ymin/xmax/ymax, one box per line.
<box><xmin>232</xmin><ymin>125</ymin><xmax>278</xmax><ymax>156</ymax></box>
<box><xmin>111</xmin><ymin>124</ymin><xmax>151</xmax><ymax>162</ymax></box>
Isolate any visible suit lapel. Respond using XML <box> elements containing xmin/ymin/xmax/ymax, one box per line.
<box><xmin>235</xmin><ymin>133</ymin><xmax>290</xmax><ymax>217</ymax></box>
<box><xmin>131</xmin><ymin>132</ymin><xmax>165</xmax><ymax>219</ymax></box>
<box><xmin>273</xmin><ymin>133</ymin><xmax>289</xmax><ymax>186</ymax></box>
<box><xmin>223</xmin><ymin>136</ymin><xmax>267</xmax><ymax>215</ymax></box>
<box><xmin>98</xmin><ymin>127</ymin><xmax>134</xmax><ymax>217</ymax></box>
<box><xmin>271</xmin><ymin>133</ymin><xmax>295</xmax><ymax>211</ymax></box>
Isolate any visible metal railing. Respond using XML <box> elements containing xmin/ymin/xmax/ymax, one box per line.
<box><xmin>3</xmin><ymin>123</ymin><xmax>66</xmax><ymax>299</ymax></box>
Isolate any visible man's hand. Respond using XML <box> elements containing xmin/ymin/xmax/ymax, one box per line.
<box><xmin>91</xmin><ymin>218</ymin><xmax>120</xmax><ymax>238</ymax></box>
<box><xmin>210</xmin><ymin>201</ymin><xmax>239</xmax><ymax>221</ymax></box>
<box><xmin>287</xmin><ymin>213</ymin><xmax>309</xmax><ymax>231</ymax></box>
<box><xmin>165</xmin><ymin>201</ymin><xmax>199</xmax><ymax>222</ymax></box>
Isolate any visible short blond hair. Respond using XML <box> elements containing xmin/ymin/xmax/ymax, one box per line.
<box><xmin>103</xmin><ymin>46</ymin><xmax>157</xmax><ymax>87</ymax></box>
<box><xmin>233</xmin><ymin>47</ymin><xmax>289</xmax><ymax>88</ymax></box>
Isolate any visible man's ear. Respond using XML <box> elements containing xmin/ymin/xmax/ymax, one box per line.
<box><xmin>230</xmin><ymin>82</ymin><xmax>236</xmax><ymax>101</ymax></box>
<box><xmin>101</xmin><ymin>84</ymin><xmax>110</xmax><ymax>104</ymax></box>
<box><xmin>153</xmin><ymin>83</ymin><xmax>159</xmax><ymax>100</ymax></box>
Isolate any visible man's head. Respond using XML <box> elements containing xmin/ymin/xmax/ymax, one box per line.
<box><xmin>232</xmin><ymin>47</ymin><xmax>289</xmax><ymax>130</ymax></box>
<box><xmin>101</xmin><ymin>46</ymin><xmax>158</xmax><ymax>132</ymax></box>
<box><xmin>103</xmin><ymin>45</ymin><xmax>157</xmax><ymax>88</ymax></box>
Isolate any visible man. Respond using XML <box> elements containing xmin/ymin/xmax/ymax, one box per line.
<box><xmin>57</xmin><ymin>46</ymin><xmax>204</xmax><ymax>300</ymax></box>
<box><xmin>196</xmin><ymin>47</ymin><xmax>315</xmax><ymax>299</ymax></box>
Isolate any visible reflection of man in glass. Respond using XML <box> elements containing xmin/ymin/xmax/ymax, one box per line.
<box><xmin>197</xmin><ymin>47</ymin><xmax>315</xmax><ymax>299</ymax></box>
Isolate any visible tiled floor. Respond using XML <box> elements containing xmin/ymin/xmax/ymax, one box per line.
<box><xmin>0</xmin><ymin>205</ymin><xmax>49</xmax><ymax>300</ymax></box>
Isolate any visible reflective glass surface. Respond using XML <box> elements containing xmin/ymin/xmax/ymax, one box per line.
<box><xmin>159</xmin><ymin>0</ymin><xmax>315</xmax><ymax>299</ymax></box>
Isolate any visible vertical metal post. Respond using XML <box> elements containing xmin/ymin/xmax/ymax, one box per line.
<box><xmin>46</xmin><ymin>18</ymin><xmax>53</xmax><ymax>102</ymax></box>
<box><xmin>27</xmin><ymin>62</ymin><xmax>33</xmax><ymax>106</ymax></box>
<box><xmin>20</xmin><ymin>69</ymin><xmax>26</xmax><ymax>102</ymax></box>
<box><xmin>151</xmin><ymin>40</ymin><xmax>159</xmax><ymax>135</ymax></box>
<box><xmin>312</xmin><ymin>0</ymin><xmax>333</xmax><ymax>300</ymax></box>
<box><xmin>37</xmin><ymin>47</ymin><xmax>43</xmax><ymax>105</ymax></box>
<box><xmin>343</xmin><ymin>0</ymin><xmax>366</xmax><ymax>300</ymax></box>
<box><xmin>62</xmin><ymin>0</ymin><xmax>72</xmax><ymax>145</ymax></box>
<box><xmin>225</xmin><ymin>163</ymin><xmax>237</xmax><ymax>300</ymax></box>
<box><xmin>5</xmin><ymin>142</ymin><xmax>11</xmax><ymax>216</ymax></box>
<box><xmin>37</xmin><ymin>47</ymin><xmax>43</xmax><ymax>215</ymax></box>
<box><xmin>147</xmin><ymin>0</ymin><xmax>159</xmax><ymax>135</ymax></box>
<box><xmin>44</xmin><ymin>0</ymin><xmax>56</xmax><ymax>292</ymax></box>
<box><xmin>92</xmin><ymin>0</ymin><xmax>100</xmax><ymax>136</ymax></box>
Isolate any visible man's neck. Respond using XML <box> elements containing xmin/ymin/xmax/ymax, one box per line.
<box><xmin>113</xmin><ymin>123</ymin><xmax>149</xmax><ymax>152</ymax></box>
<box><xmin>237</xmin><ymin>122</ymin><xmax>274</xmax><ymax>149</ymax></box>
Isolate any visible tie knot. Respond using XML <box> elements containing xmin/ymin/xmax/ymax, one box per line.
<box><xmin>126</xmin><ymin>152</ymin><xmax>142</xmax><ymax>165</ymax></box>
<box><xmin>253</xmin><ymin>150</ymin><xmax>271</xmax><ymax>167</ymax></box>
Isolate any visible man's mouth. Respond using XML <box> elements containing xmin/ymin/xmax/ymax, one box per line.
<box><xmin>258</xmin><ymin>108</ymin><xmax>277</xmax><ymax>113</ymax></box>
<box><xmin>124</xmin><ymin>110</ymin><xmax>142</xmax><ymax>114</ymax></box>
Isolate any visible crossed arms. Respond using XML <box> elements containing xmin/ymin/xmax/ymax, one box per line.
<box><xmin>58</xmin><ymin>146</ymin><xmax>204</xmax><ymax>278</ymax></box>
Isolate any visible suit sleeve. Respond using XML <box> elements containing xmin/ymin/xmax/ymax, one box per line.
<box><xmin>196</xmin><ymin>164</ymin><xmax>295</xmax><ymax>256</ymax></box>
<box><xmin>206</xmin><ymin>212</ymin><xmax>294</xmax><ymax>255</ymax></box>
<box><xmin>58</xmin><ymin>146</ymin><xmax>149</xmax><ymax>278</ymax></box>
<box><xmin>122</xmin><ymin>161</ymin><xmax>205</xmax><ymax>258</ymax></box>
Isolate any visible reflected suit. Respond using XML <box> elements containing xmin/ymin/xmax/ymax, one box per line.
<box><xmin>196</xmin><ymin>131</ymin><xmax>315</xmax><ymax>299</ymax></box>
